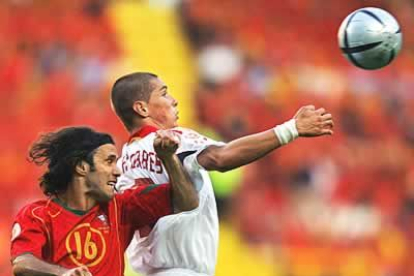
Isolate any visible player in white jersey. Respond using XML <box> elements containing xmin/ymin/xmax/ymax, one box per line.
<box><xmin>117</xmin><ymin>126</ymin><xmax>222</xmax><ymax>276</ymax></box>
<box><xmin>110</xmin><ymin>72</ymin><xmax>334</xmax><ymax>276</ymax></box>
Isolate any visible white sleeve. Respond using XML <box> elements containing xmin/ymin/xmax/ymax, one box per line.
<box><xmin>116</xmin><ymin>175</ymin><xmax>135</xmax><ymax>192</ymax></box>
<box><xmin>174</xmin><ymin>127</ymin><xmax>225</xmax><ymax>155</ymax></box>
<box><xmin>173</xmin><ymin>127</ymin><xmax>225</xmax><ymax>176</ymax></box>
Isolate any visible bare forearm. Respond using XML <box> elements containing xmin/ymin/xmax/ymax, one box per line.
<box><xmin>198</xmin><ymin>129</ymin><xmax>281</xmax><ymax>171</ymax></box>
<box><xmin>161</xmin><ymin>155</ymin><xmax>199</xmax><ymax>212</ymax></box>
<box><xmin>198</xmin><ymin>105</ymin><xmax>334</xmax><ymax>172</ymax></box>
<box><xmin>12</xmin><ymin>254</ymin><xmax>66</xmax><ymax>276</ymax></box>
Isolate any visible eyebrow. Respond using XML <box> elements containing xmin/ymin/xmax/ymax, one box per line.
<box><xmin>160</xmin><ymin>85</ymin><xmax>168</xmax><ymax>91</ymax></box>
<box><xmin>106</xmin><ymin>154</ymin><xmax>118</xmax><ymax>161</ymax></box>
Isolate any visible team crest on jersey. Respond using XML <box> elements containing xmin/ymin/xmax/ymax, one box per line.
<box><xmin>11</xmin><ymin>223</ymin><xmax>21</xmax><ymax>242</ymax></box>
<box><xmin>96</xmin><ymin>214</ymin><xmax>110</xmax><ymax>233</ymax></box>
<box><xmin>97</xmin><ymin>214</ymin><xmax>108</xmax><ymax>225</ymax></box>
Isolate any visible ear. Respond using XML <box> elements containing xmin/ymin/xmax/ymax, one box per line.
<box><xmin>75</xmin><ymin>161</ymin><xmax>90</xmax><ymax>176</ymax></box>
<box><xmin>132</xmin><ymin>101</ymin><xmax>149</xmax><ymax>118</ymax></box>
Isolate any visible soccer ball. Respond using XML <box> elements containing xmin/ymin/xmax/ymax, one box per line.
<box><xmin>338</xmin><ymin>7</ymin><xmax>402</xmax><ymax>70</ymax></box>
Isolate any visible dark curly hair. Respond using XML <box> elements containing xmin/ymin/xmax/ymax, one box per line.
<box><xmin>111</xmin><ymin>72</ymin><xmax>158</xmax><ymax>131</ymax></box>
<box><xmin>28</xmin><ymin>126</ymin><xmax>114</xmax><ymax>196</ymax></box>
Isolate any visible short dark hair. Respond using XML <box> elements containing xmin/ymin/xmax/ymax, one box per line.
<box><xmin>28</xmin><ymin>126</ymin><xmax>114</xmax><ymax>196</ymax></box>
<box><xmin>111</xmin><ymin>72</ymin><xmax>158</xmax><ymax>131</ymax></box>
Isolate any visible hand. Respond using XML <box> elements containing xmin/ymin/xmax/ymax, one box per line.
<box><xmin>154</xmin><ymin>130</ymin><xmax>180</xmax><ymax>159</ymax></box>
<box><xmin>293</xmin><ymin>105</ymin><xmax>334</xmax><ymax>137</ymax></box>
<box><xmin>61</xmin><ymin>266</ymin><xmax>92</xmax><ymax>276</ymax></box>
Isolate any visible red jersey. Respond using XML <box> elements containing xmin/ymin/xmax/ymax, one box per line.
<box><xmin>10</xmin><ymin>184</ymin><xmax>172</xmax><ymax>276</ymax></box>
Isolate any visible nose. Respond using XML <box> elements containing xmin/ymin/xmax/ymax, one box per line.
<box><xmin>170</xmin><ymin>95</ymin><xmax>178</xmax><ymax>107</ymax></box>
<box><xmin>113</xmin><ymin>166</ymin><xmax>121</xmax><ymax>177</ymax></box>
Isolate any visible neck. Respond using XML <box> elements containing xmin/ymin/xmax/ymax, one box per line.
<box><xmin>57</xmin><ymin>180</ymin><xmax>96</xmax><ymax>212</ymax></box>
<box><xmin>129</xmin><ymin>119</ymin><xmax>164</xmax><ymax>135</ymax></box>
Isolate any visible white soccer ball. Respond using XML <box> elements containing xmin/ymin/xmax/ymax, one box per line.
<box><xmin>338</xmin><ymin>7</ymin><xmax>402</xmax><ymax>70</ymax></box>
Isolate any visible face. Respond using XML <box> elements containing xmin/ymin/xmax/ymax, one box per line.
<box><xmin>85</xmin><ymin>144</ymin><xmax>121</xmax><ymax>202</ymax></box>
<box><xmin>147</xmin><ymin>78</ymin><xmax>179</xmax><ymax>129</ymax></box>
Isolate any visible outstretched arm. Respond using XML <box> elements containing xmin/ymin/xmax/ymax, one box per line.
<box><xmin>198</xmin><ymin>105</ymin><xmax>334</xmax><ymax>172</ymax></box>
<box><xmin>154</xmin><ymin>130</ymin><xmax>199</xmax><ymax>212</ymax></box>
<box><xmin>12</xmin><ymin>254</ymin><xmax>91</xmax><ymax>276</ymax></box>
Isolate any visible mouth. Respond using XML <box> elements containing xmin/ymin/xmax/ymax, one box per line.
<box><xmin>107</xmin><ymin>181</ymin><xmax>117</xmax><ymax>187</ymax></box>
<box><xmin>107</xmin><ymin>181</ymin><xmax>118</xmax><ymax>192</ymax></box>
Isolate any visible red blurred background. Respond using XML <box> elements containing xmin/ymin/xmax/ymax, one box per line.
<box><xmin>1</xmin><ymin>1</ymin><xmax>414</xmax><ymax>276</ymax></box>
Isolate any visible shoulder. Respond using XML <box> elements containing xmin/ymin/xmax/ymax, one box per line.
<box><xmin>173</xmin><ymin>127</ymin><xmax>208</xmax><ymax>143</ymax></box>
<box><xmin>14</xmin><ymin>200</ymin><xmax>51</xmax><ymax>222</ymax></box>
<box><xmin>173</xmin><ymin>127</ymin><xmax>199</xmax><ymax>136</ymax></box>
<box><xmin>173</xmin><ymin>127</ymin><xmax>223</xmax><ymax>152</ymax></box>
<box><xmin>125</xmin><ymin>134</ymin><xmax>157</xmax><ymax>149</ymax></box>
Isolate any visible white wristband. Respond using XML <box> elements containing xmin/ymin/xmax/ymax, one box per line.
<box><xmin>273</xmin><ymin>119</ymin><xmax>299</xmax><ymax>145</ymax></box>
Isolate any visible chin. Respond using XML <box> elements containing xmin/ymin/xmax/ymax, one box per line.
<box><xmin>173</xmin><ymin>119</ymin><xmax>179</xmax><ymax>127</ymax></box>
<box><xmin>107</xmin><ymin>190</ymin><xmax>115</xmax><ymax>198</ymax></box>
<box><xmin>102</xmin><ymin>190</ymin><xmax>115</xmax><ymax>201</ymax></box>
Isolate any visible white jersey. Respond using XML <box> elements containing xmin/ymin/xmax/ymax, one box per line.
<box><xmin>116</xmin><ymin>126</ymin><xmax>224</xmax><ymax>276</ymax></box>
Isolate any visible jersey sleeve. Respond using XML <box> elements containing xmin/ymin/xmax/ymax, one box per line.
<box><xmin>174</xmin><ymin>127</ymin><xmax>225</xmax><ymax>163</ymax></box>
<box><xmin>116</xmin><ymin>184</ymin><xmax>172</xmax><ymax>229</ymax></box>
<box><xmin>10</xmin><ymin>204</ymin><xmax>48</xmax><ymax>260</ymax></box>
<box><xmin>174</xmin><ymin>127</ymin><xmax>225</xmax><ymax>171</ymax></box>
<box><xmin>174</xmin><ymin>127</ymin><xmax>225</xmax><ymax>154</ymax></box>
<box><xmin>116</xmin><ymin>174</ymin><xmax>135</xmax><ymax>192</ymax></box>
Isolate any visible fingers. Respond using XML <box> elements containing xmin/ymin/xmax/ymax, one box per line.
<box><xmin>321</xmin><ymin>113</ymin><xmax>332</xmax><ymax>120</ymax></box>
<box><xmin>316</xmin><ymin>107</ymin><xmax>326</xmax><ymax>115</ymax></box>
<box><xmin>323</xmin><ymin>122</ymin><xmax>334</xmax><ymax>130</ymax></box>
<box><xmin>63</xmin><ymin>266</ymin><xmax>92</xmax><ymax>276</ymax></box>
<box><xmin>75</xmin><ymin>266</ymin><xmax>91</xmax><ymax>276</ymax></box>
<box><xmin>323</xmin><ymin>119</ymin><xmax>334</xmax><ymax>128</ymax></box>
<box><xmin>80</xmin><ymin>266</ymin><xmax>92</xmax><ymax>276</ymax></box>
<box><xmin>156</xmin><ymin>130</ymin><xmax>180</xmax><ymax>142</ymax></box>
<box><xmin>156</xmin><ymin>130</ymin><xmax>180</xmax><ymax>148</ymax></box>
<box><xmin>295</xmin><ymin>105</ymin><xmax>334</xmax><ymax>137</ymax></box>
<box><xmin>322</xmin><ymin>128</ymin><xmax>334</xmax><ymax>136</ymax></box>
<box><xmin>154</xmin><ymin>130</ymin><xmax>181</xmax><ymax>157</ymax></box>
<box><xmin>321</xmin><ymin>113</ymin><xmax>334</xmax><ymax>128</ymax></box>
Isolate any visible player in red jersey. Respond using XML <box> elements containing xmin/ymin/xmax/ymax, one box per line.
<box><xmin>10</xmin><ymin>126</ymin><xmax>198</xmax><ymax>276</ymax></box>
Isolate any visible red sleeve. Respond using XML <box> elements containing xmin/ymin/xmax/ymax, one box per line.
<box><xmin>10</xmin><ymin>204</ymin><xmax>48</xmax><ymax>260</ymax></box>
<box><xmin>116</xmin><ymin>183</ymin><xmax>172</xmax><ymax>228</ymax></box>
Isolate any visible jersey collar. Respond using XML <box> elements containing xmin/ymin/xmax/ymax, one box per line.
<box><xmin>128</xmin><ymin>125</ymin><xmax>159</xmax><ymax>143</ymax></box>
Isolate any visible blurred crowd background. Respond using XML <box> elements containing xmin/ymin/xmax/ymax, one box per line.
<box><xmin>1</xmin><ymin>1</ymin><xmax>414</xmax><ymax>276</ymax></box>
